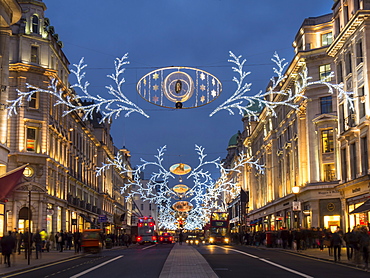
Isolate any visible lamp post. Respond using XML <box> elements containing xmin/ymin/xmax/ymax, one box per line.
<box><xmin>292</xmin><ymin>185</ymin><xmax>301</xmax><ymax>229</ymax></box>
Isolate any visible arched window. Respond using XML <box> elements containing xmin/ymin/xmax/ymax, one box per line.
<box><xmin>32</xmin><ymin>15</ymin><xmax>39</xmax><ymax>34</ymax></box>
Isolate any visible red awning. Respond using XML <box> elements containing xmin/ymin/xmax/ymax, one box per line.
<box><xmin>0</xmin><ymin>164</ymin><xmax>28</xmax><ymax>200</ymax></box>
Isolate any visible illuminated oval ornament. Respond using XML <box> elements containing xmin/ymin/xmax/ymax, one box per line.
<box><xmin>169</xmin><ymin>163</ymin><xmax>191</xmax><ymax>175</ymax></box>
<box><xmin>137</xmin><ymin>67</ymin><xmax>222</xmax><ymax>109</ymax></box>
<box><xmin>172</xmin><ymin>184</ymin><xmax>189</xmax><ymax>194</ymax></box>
<box><xmin>172</xmin><ymin>201</ymin><xmax>193</xmax><ymax>212</ymax></box>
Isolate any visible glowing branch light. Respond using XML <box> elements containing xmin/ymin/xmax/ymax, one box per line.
<box><xmin>209</xmin><ymin>51</ymin><xmax>354</xmax><ymax>118</ymax></box>
<box><xmin>97</xmin><ymin>145</ymin><xmax>263</xmax><ymax>230</ymax></box>
<box><xmin>7</xmin><ymin>54</ymin><xmax>149</xmax><ymax>121</ymax></box>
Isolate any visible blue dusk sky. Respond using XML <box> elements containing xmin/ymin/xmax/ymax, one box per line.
<box><xmin>44</xmin><ymin>0</ymin><xmax>333</xmax><ymax>178</ymax></box>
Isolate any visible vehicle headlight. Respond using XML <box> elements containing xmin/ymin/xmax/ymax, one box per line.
<box><xmin>186</xmin><ymin>240</ymin><xmax>189</xmax><ymax>243</ymax></box>
<box><xmin>224</xmin><ymin>238</ymin><xmax>229</xmax><ymax>243</ymax></box>
<box><xmin>209</xmin><ymin>237</ymin><xmax>214</xmax><ymax>243</ymax></box>
<box><xmin>190</xmin><ymin>240</ymin><xmax>193</xmax><ymax>244</ymax></box>
<box><xmin>195</xmin><ymin>240</ymin><xmax>199</xmax><ymax>244</ymax></box>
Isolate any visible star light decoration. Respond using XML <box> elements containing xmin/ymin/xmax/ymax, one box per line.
<box><xmin>96</xmin><ymin>145</ymin><xmax>263</xmax><ymax>230</ymax></box>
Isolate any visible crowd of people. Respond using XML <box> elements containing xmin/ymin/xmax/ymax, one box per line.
<box><xmin>0</xmin><ymin>229</ymin><xmax>132</xmax><ymax>267</ymax></box>
<box><xmin>231</xmin><ymin>225</ymin><xmax>370</xmax><ymax>269</ymax></box>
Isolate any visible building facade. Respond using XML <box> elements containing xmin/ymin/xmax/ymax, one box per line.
<box><xmin>2</xmin><ymin>0</ymin><xmax>131</xmax><ymax>238</ymax></box>
<box><xmin>328</xmin><ymin>0</ymin><xmax>370</xmax><ymax>231</ymax></box>
<box><xmin>225</xmin><ymin>13</ymin><xmax>346</xmax><ymax>232</ymax></box>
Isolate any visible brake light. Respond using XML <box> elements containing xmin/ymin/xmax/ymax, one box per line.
<box><xmin>152</xmin><ymin>236</ymin><xmax>157</xmax><ymax>241</ymax></box>
<box><xmin>138</xmin><ymin>223</ymin><xmax>143</xmax><ymax>227</ymax></box>
<box><xmin>137</xmin><ymin>236</ymin><xmax>142</xmax><ymax>242</ymax></box>
<box><xmin>149</xmin><ymin>222</ymin><xmax>154</xmax><ymax>226</ymax></box>
<box><xmin>160</xmin><ymin>237</ymin><xmax>163</xmax><ymax>241</ymax></box>
<box><xmin>169</xmin><ymin>237</ymin><xmax>173</xmax><ymax>241</ymax></box>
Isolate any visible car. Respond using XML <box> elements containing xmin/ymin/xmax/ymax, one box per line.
<box><xmin>159</xmin><ymin>232</ymin><xmax>173</xmax><ymax>244</ymax></box>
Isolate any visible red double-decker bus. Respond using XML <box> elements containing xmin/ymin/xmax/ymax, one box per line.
<box><xmin>205</xmin><ymin>212</ymin><xmax>230</xmax><ymax>244</ymax></box>
<box><xmin>136</xmin><ymin>216</ymin><xmax>157</xmax><ymax>244</ymax></box>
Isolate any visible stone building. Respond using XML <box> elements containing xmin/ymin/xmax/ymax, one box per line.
<box><xmin>0</xmin><ymin>0</ymin><xmax>21</xmax><ymax>236</ymax></box>
<box><xmin>328</xmin><ymin>0</ymin><xmax>370</xmax><ymax>231</ymax></box>
<box><xmin>225</xmin><ymin>13</ymin><xmax>344</xmax><ymax>232</ymax></box>
<box><xmin>3</xmin><ymin>0</ymin><xmax>131</xmax><ymax>238</ymax></box>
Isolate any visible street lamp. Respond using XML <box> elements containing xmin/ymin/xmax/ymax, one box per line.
<box><xmin>292</xmin><ymin>185</ymin><xmax>300</xmax><ymax>201</ymax></box>
<box><xmin>292</xmin><ymin>185</ymin><xmax>301</xmax><ymax>228</ymax></box>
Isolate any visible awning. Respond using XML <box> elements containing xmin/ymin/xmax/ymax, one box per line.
<box><xmin>349</xmin><ymin>199</ymin><xmax>370</xmax><ymax>214</ymax></box>
<box><xmin>250</xmin><ymin>219</ymin><xmax>258</xmax><ymax>225</ymax></box>
<box><xmin>0</xmin><ymin>164</ymin><xmax>28</xmax><ymax>200</ymax></box>
<box><xmin>80</xmin><ymin>213</ymin><xmax>93</xmax><ymax>223</ymax></box>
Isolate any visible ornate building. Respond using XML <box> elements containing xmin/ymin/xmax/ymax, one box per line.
<box><xmin>3</xmin><ymin>0</ymin><xmax>131</xmax><ymax>237</ymax></box>
<box><xmin>328</xmin><ymin>0</ymin><xmax>370</xmax><ymax>231</ymax></box>
<box><xmin>225</xmin><ymin>13</ymin><xmax>344</xmax><ymax>232</ymax></box>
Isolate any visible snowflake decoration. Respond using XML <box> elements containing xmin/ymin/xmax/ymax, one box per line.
<box><xmin>210</xmin><ymin>51</ymin><xmax>354</xmax><ymax>118</ymax></box>
<box><xmin>7</xmin><ymin>54</ymin><xmax>149</xmax><ymax>122</ymax></box>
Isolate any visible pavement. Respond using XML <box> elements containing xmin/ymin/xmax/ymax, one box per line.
<box><xmin>0</xmin><ymin>244</ymin><xmax>367</xmax><ymax>277</ymax></box>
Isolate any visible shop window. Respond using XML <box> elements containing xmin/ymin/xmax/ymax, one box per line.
<box><xmin>321</xmin><ymin>32</ymin><xmax>332</xmax><ymax>46</ymax></box>
<box><xmin>319</xmin><ymin>64</ymin><xmax>331</xmax><ymax>81</ymax></box>
<box><xmin>320</xmin><ymin>96</ymin><xmax>332</xmax><ymax>114</ymax></box>
<box><xmin>323</xmin><ymin>215</ymin><xmax>341</xmax><ymax>232</ymax></box>
<box><xmin>321</xmin><ymin>129</ymin><xmax>334</xmax><ymax>153</ymax></box>
<box><xmin>26</xmin><ymin>127</ymin><xmax>37</xmax><ymax>152</ymax></box>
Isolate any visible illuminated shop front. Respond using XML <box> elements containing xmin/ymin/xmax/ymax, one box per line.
<box><xmin>320</xmin><ymin>199</ymin><xmax>341</xmax><ymax>232</ymax></box>
<box><xmin>347</xmin><ymin>195</ymin><xmax>370</xmax><ymax>229</ymax></box>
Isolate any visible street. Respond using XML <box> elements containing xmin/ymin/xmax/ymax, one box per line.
<box><xmin>1</xmin><ymin>244</ymin><xmax>368</xmax><ymax>278</ymax></box>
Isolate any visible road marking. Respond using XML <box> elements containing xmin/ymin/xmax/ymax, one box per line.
<box><xmin>142</xmin><ymin>245</ymin><xmax>156</xmax><ymax>250</ymax></box>
<box><xmin>2</xmin><ymin>257</ymin><xmax>80</xmax><ymax>278</ymax></box>
<box><xmin>70</xmin><ymin>255</ymin><xmax>123</xmax><ymax>278</ymax></box>
<box><xmin>214</xmin><ymin>246</ymin><xmax>314</xmax><ymax>278</ymax></box>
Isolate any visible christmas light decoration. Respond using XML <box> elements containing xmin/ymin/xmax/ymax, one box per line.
<box><xmin>209</xmin><ymin>51</ymin><xmax>354</xmax><ymax>118</ymax></box>
<box><xmin>97</xmin><ymin>145</ymin><xmax>262</xmax><ymax>230</ymax></box>
<box><xmin>7</xmin><ymin>54</ymin><xmax>149</xmax><ymax>121</ymax></box>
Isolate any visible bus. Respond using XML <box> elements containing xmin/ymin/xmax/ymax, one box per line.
<box><xmin>136</xmin><ymin>216</ymin><xmax>157</xmax><ymax>244</ymax></box>
<box><xmin>205</xmin><ymin>212</ymin><xmax>230</xmax><ymax>244</ymax></box>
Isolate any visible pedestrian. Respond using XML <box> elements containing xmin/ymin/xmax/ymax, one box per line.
<box><xmin>179</xmin><ymin>230</ymin><xmax>183</xmax><ymax>245</ymax></box>
<box><xmin>1</xmin><ymin>231</ymin><xmax>16</xmax><ymax>267</ymax></box>
<box><xmin>40</xmin><ymin>229</ymin><xmax>48</xmax><ymax>252</ymax></box>
<box><xmin>33</xmin><ymin>229</ymin><xmax>42</xmax><ymax>259</ymax></box>
<box><xmin>123</xmin><ymin>233</ymin><xmax>129</xmax><ymax>247</ymax></box>
<box><xmin>16</xmin><ymin>232</ymin><xmax>22</xmax><ymax>255</ymax></box>
<box><xmin>73</xmin><ymin>231</ymin><xmax>81</xmax><ymax>253</ymax></box>
<box><xmin>23</xmin><ymin>228</ymin><xmax>32</xmax><ymax>259</ymax></box>
<box><xmin>358</xmin><ymin>226</ymin><xmax>370</xmax><ymax>270</ymax></box>
<box><xmin>330</xmin><ymin>228</ymin><xmax>343</xmax><ymax>262</ymax></box>
<box><xmin>57</xmin><ymin>230</ymin><xmax>65</xmax><ymax>252</ymax></box>
<box><xmin>344</xmin><ymin>228</ymin><xmax>355</xmax><ymax>260</ymax></box>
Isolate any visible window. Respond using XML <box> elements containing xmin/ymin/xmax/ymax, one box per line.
<box><xmin>336</xmin><ymin>61</ymin><xmax>343</xmax><ymax>83</ymax></box>
<box><xmin>323</xmin><ymin>164</ymin><xmax>335</xmax><ymax>182</ymax></box>
<box><xmin>341</xmin><ymin>148</ymin><xmax>347</xmax><ymax>181</ymax></box>
<box><xmin>321</xmin><ymin>32</ymin><xmax>333</xmax><ymax>46</ymax></box>
<box><xmin>356</xmin><ymin>40</ymin><xmax>363</xmax><ymax>65</ymax></box>
<box><xmin>31</xmin><ymin>15</ymin><xmax>39</xmax><ymax>34</ymax></box>
<box><xmin>319</xmin><ymin>64</ymin><xmax>331</xmax><ymax>81</ymax></box>
<box><xmin>26</xmin><ymin>127</ymin><xmax>37</xmax><ymax>152</ymax></box>
<box><xmin>140</xmin><ymin>204</ymin><xmax>144</xmax><ymax>211</ymax></box>
<box><xmin>31</xmin><ymin>46</ymin><xmax>39</xmax><ymax>63</ymax></box>
<box><xmin>320</xmin><ymin>96</ymin><xmax>333</xmax><ymax>114</ymax></box>
<box><xmin>361</xmin><ymin>136</ymin><xmax>368</xmax><ymax>175</ymax></box>
<box><xmin>358</xmin><ymin>87</ymin><xmax>366</xmax><ymax>118</ymax></box>
<box><xmin>28</xmin><ymin>90</ymin><xmax>38</xmax><ymax>109</ymax></box>
<box><xmin>345</xmin><ymin>52</ymin><xmax>352</xmax><ymax>75</ymax></box>
<box><xmin>321</xmin><ymin>129</ymin><xmax>334</xmax><ymax>153</ymax></box>
<box><xmin>149</xmin><ymin>204</ymin><xmax>152</xmax><ymax>210</ymax></box>
<box><xmin>350</xmin><ymin>143</ymin><xmax>357</xmax><ymax>179</ymax></box>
